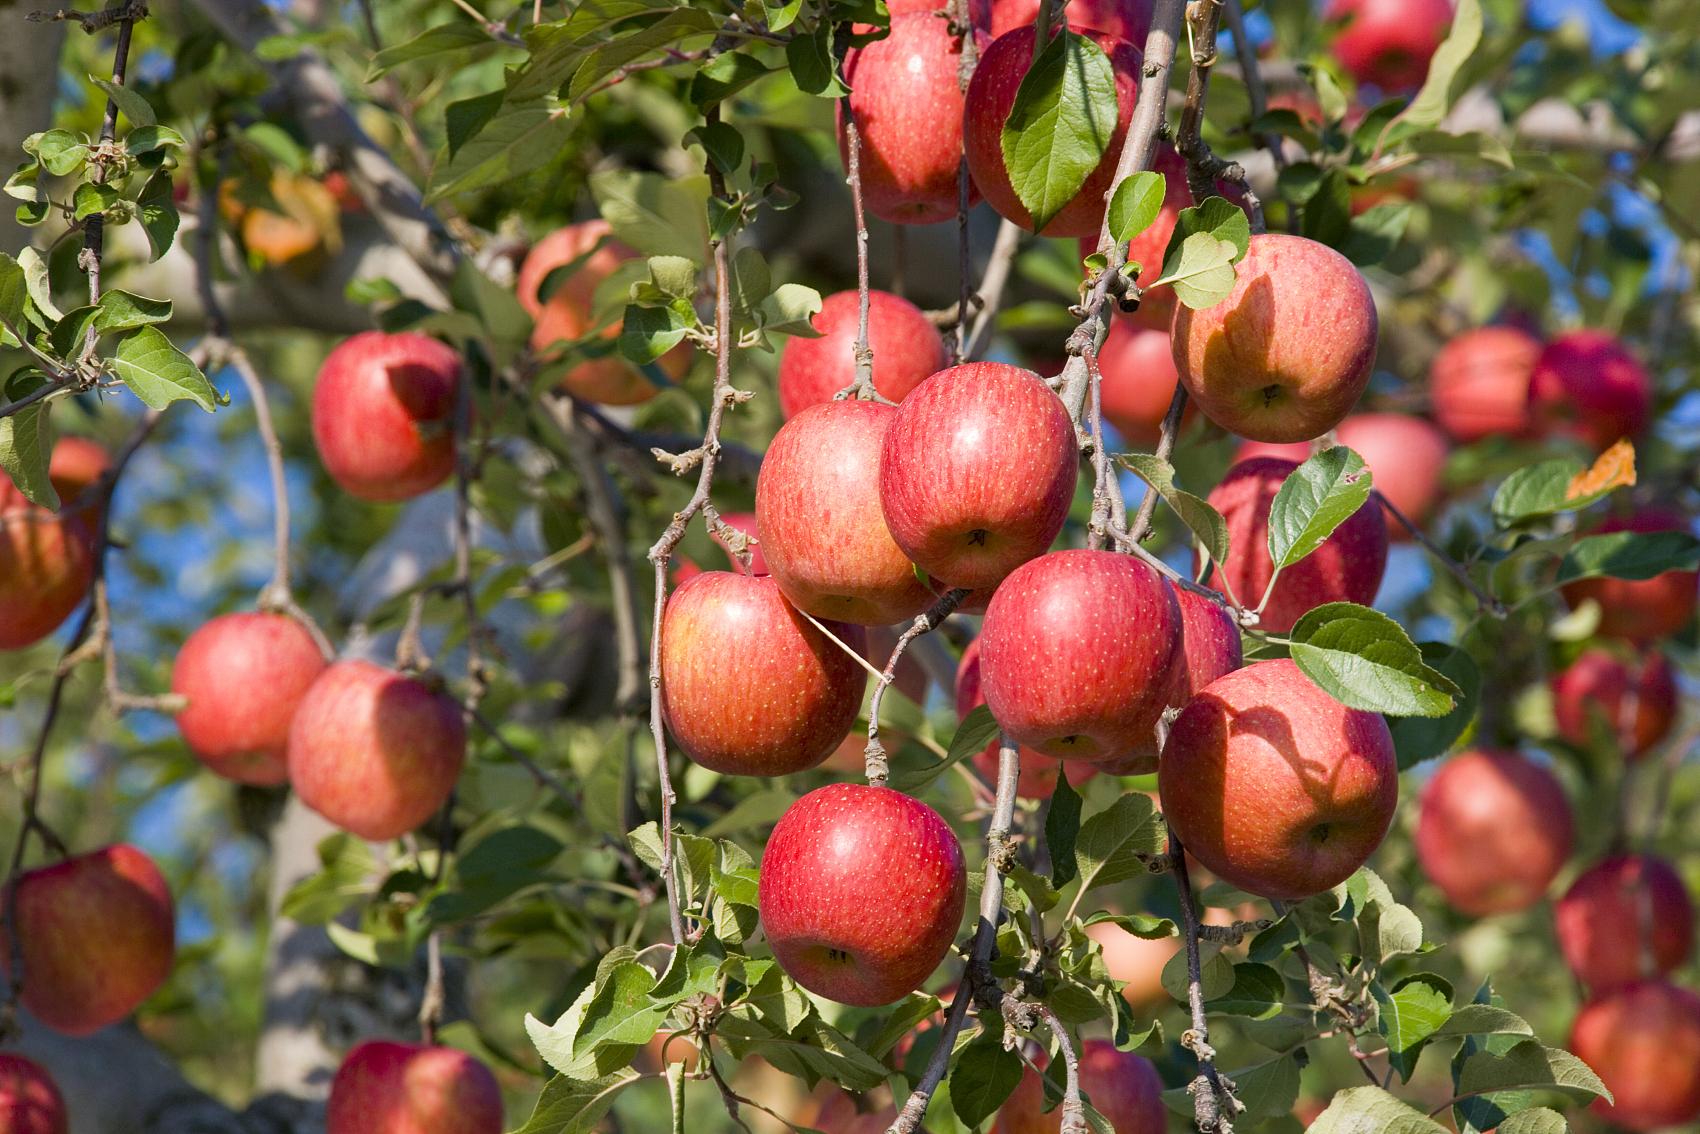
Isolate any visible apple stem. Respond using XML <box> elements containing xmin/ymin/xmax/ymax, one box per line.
<box><xmin>1166</xmin><ymin>820</ymin><xmax>1245</xmax><ymax>1132</ymax></box>
<box><xmin>864</xmin><ymin>588</ymin><xmax>969</xmax><ymax>785</ymax></box>
<box><xmin>833</xmin><ymin>98</ymin><xmax>888</xmax><ymax>405</ymax></box>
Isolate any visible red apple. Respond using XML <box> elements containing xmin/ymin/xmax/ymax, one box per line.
<box><xmin>759</xmin><ymin>783</ymin><xmax>966</xmax><ymax>1006</ymax></box>
<box><xmin>1528</xmin><ymin>329</ymin><xmax>1653</xmax><ymax>451</ymax></box>
<box><xmin>1325</xmin><ymin>0</ymin><xmax>1453</xmax><ymax>91</ymax></box>
<box><xmin>171</xmin><ymin>612</ymin><xmax>328</xmax><ymax>786</ymax></box>
<box><xmin>714</xmin><ymin>511</ymin><xmax>767</xmax><ymax>576</ymax></box>
<box><xmin>989</xmin><ymin>0</ymin><xmax>1153</xmax><ymax>42</ymax></box>
<box><xmin>1333</xmin><ymin>414</ymin><xmax>1450</xmax><ymax>539</ymax></box>
<box><xmin>1550</xmin><ymin>646</ymin><xmax>1677</xmax><ymax>760</ymax></box>
<box><xmin>978</xmin><ymin>549</ymin><xmax>1182</xmax><ymax>770</ymax></box>
<box><xmin>995</xmin><ymin>1039</ymin><xmax>1165</xmax><ymax>1133</ymax></box>
<box><xmin>0</xmin><ymin>845</ymin><xmax>174</xmax><ymax>1036</ymax></box>
<box><xmin>0</xmin><ymin>508</ymin><xmax>95</xmax><ymax>652</ymax></box>
<box><xmin>44</xmin><ymin>435</ymin><xmax>111</xmax><ymax>522</ymax></box>
<box><xmin>1167</xmin><ymin>584</ymin><xmax>1244</xmax><ymax>705</ymax></box>
<box><xmin>326</xmin><ymin>1040</ymin><xmax>503</xmax><ymax>1134</ymax></box>
<box><xmin>964</xmin><ymin>26</ymin><xmax>1142</xmax><ymax>238</ymax></box>
<box><xmin>1201</xmin><ymin>457</ymin><xmax>1389</xmax><ymax>634</ymax></box>
<box><xmin>840</xmin><ymin>14</ymin><xmax>985</xmax><ymax>225</ymax></box>
<box><xmin>1570</xmin><ymin>981</ymin><xmax>1700</xmax><ymax>1132</ymax></box>
<box><xmin>1428</xmin><ymin>325</ymin><xmax>1542</xmax><ymax>442</ymax></box>
<box><xmin>1233</xmin><ymin>438</ymin><xmax>1311</xmax><ymax>465</ymax></box>
<box><xmin>287</xmin><ymin>660</ymin><xmax>466</xmax><ymax>841</ymax></box>
<box><xmin>1555</xmin><ymin>855</ymin><xmax>1694</xmax><ymax>991</ymax></box>
<box><xmin>1085</xmin><ymin>921</ymin><xmax>1175</xmax><ymax>1008</ymax></box>
<box><xmin>880</xmin><ymin>362</ymin><xmax>1078</xmax><ymax>591</ymax></box>
<box><xmin>1560</xmin><ymin>507</ymin><xmax>1698</xmax><ymax>642</ymax></box>
<box><xmin>810</xmin><ymin>1089</ymin><xmax>898</xmax><ymax>1134</ymax></box>
<box><xmin>661</xmin><ymin>572</ymin><xmax>867</xmax><ymax>776</ymax></box>
<box><xmin>1094</xmin><ymin>320</ymin><xmax>1184</xmax><ymax>447</ymax></box>
<box><xmin>778</xmin><ymin>290</ymin><xmax>948</xmax><ymax>419</ymax></box>
<box><xmin>1414</xmin><ymin>749</ymin><xmax>1574</xmax><ymax>916</ymax></box>
<box><xmin>516</xmin><ymin>220</ymin><xmax>688</xmax><ymax>406</ymax></box>
<box><xmin>889</xmin><ymin>0</ymin><xmax>991</xmax><ymax>21</ymax></box>
<box><xmin>1171</xmin><ymin>234</ymin><xmax>1379</xmax><ymax>444</ymax></box>
<box><xmin>955</xmin><ymin>637</ymin><xmax>1074</xmax><ymax>799</ymax></box>
<box><xmin>756</xmin><ymin>400</ymin><xmax>933</xmax><ymax>625</ymax></box>
<box><xmin>0</xmin><ymin>1053</ymin><xmax>67</xmax><ymax>1134</ymax></box>
<box><xmin>1158</xmin><ymin>658</ymin><xmax>1398</xmax><ymax>900</ymax></box>
<box><xmin>311</xmin><ymin>331</ymin><xmax>463</xmax><ymax>502</ymax></box>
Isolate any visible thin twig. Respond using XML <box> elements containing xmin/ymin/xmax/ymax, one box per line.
<box><xmin>864</xmin><ymin>588</ymin><xmax>968</xmax><ymax>785</ymax></box>
<box><xmin>1379</xmin><ymin>495</ymin><xmax>1506</xmax><ymax>617</ymax></box>
<box><xmin>835</xmin><ymin>98</ymin><xmax>885</xmax><ymax>403</ymax></box>
<box><xmin>1126</xmin><ymin>384</ymin><xmax>1190</xmax><ymax>543</ymax></box>
<box><xmin>963</xmin><ymin>219</ymin><xmax>1023</xmax><ymax>361</ymax></box>
<box><xmin>1168</xmin><ymin>820</ymin><xmax>1241</xmax><ymax>1132</ymax></box>
<box><xmin>1220</xmin><ymin>0</ymin><xmax>1284</xmax><ymax>182</ymax></box>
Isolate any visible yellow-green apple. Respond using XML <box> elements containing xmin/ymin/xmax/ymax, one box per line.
<box><xmin>326</xmin><ymin>1040</ymin><xmax>503</xmax><ymax>1134</ymax></box>
<box><xmin>1158</xmin><ymin>658</ymin><xmax>1398</xmax><ymax>900</ymax></box>
<box><xmin>880</xmin><ymin>363</ymin><xmax>1078</xmax><ymax>591</ymax></box>
<box><xmin>0</xmin><ymin>508</ymin><xmax>95</xmax><ymax>652</ymax></box>
<box><xmin>989</xmin><ymin>0</ymin><xmax>1152</xmax><ymax>41</ymax></box>
<box><xmin>516</xmin><ymin>219</ymin><xmax>689</xmax><ymax>406</ymax></box>
<box><xmin>955</xmin><ymin>637</ymin><xmax>1078</xmax><ymax>799</ymax></box>
<box><xmin>1570</xmin><ymin>981</ymin><xmax>1700</xmax><ymax>1132</ymax></box>
<box><xmin>759</xmin><ymin>783</ymin><xmax>966</xmax><ymax>1006</ymax></box>
<box><xmin>1201</xmin><ymin>457</ymin><xmax>1388</xmax><ymax>634</ymax></box>
<box><xmin>1560</xmin><ymin>507</ymin><xmax>1698</xmax><ymax>642</ymax></box>
<box><xmin>1166</xmin><ymin>584</ymin><xmax>1244</xmax><ymax>706</ymax></box>
<box><xmin>1094</xmin><ymin>320</ymin><xmax>1185</xmax><ymax>447</ymax></box>
<box><xmin>840</xmin><ymin>14</ymin><xmax>985</xmax><ymax>225</ymax></box>
<box><xmin>1529</xmin><ymin>329</ymin><xmax>1652</xmax><ymax>451</ymax></box>
<box><xmin>0</xmin><ymin>845</ymin><xmax>174</xmax><ymax>1036</ymax></box>
<box><xmin>170</xmin><ymin>613</ymin><xmax>327</xmax><ymax>786</ymax></box>
<box><xmin>311</xmin><ymin>331</ymin><xmax>462</xmax><ymax>502</ymax></box>
<box><xmin>994</xmin><ymin>1039</ymin><xmax>1165</xmax><ymax>1134</ymax></box>
<box><xmin>756</xmin><ymin>400</ymin><xmax>932</xmax><ymax>625</ymax></box>
<box><xmin>661</xmin><ymin>571</ymin><xmax>866</xmax><ymax>776</ymax></box>
<box><xmin>778</xmin><ymin>290</ymin><xmax>948</xmax><ymax>419</ymax></box>
<box><xmin>1325</xmin><ymin>0</ymin><xmax>1452</xmax><ymax>91</ymax></box>
<box><xmin>1555</xmin><ymin>855</ymin><xmax>1693</xmax><ymax>991</ymax></box>
<box><xmin>1084</xmin><ymin>920</ymin><xmax>1174</xmax><ymax>1008</ymax></box>
<box><xmin>0</xmin><ymin>1054</ymin><xmax>66</xmax><ymax>1134</ymax></box>
<box><xmin>1415</xmin><ymin>749</ymin><xmax>1574</xmax><ymax>916</ymax></box>
<box><xmin>978</xmin><ymin>550</ymin><xmax>1182</xmax><ymax>770</ymax></box>
<box><xmin>287</xmin><ymin>660</ymin><xmax>466</xmax><ymax>841</ymax></box>
<box><xmin>1428</xmin><ymin>325</ymin><xmax>1542</xmax><ymax>442</ymax></box>
<box><xmin>965</xmin><ymin>27</ymin><xmax>1142</xmax><ymax>237</ymax></box>
<box><xmin>1551</xmin><ymin>646</ymin><xmax>1676</xmax><ymax>760</ymax></box>
<box><xmin>1171</xmin><ymin>234</ymin><xmax>1378</xmax><ymax>443</ymax></box>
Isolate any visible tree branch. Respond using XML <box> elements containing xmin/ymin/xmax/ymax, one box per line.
<box><xmin>863</xmin><ymin>588</ymin><xmax>968</xmax><ymax>785</ymax></box>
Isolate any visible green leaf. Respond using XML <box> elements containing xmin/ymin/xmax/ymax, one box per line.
<box><xmin>689</xmin><ymin>52</ymin><xmax>775</xmax><ymax>108</ymax></box>
<box><xmin>124</xmin><ymin>125</ymin><xmax>185</xmax><ymax>155</ymax></box>
<box><xmin>569</xmin><ymin>8</ymin><xmax>719</xmax><ymax>101</ymax></box>
<box><xmin>368</xmin><ymin>22</ymin><xmax>502</xmax><ymax>80</ymax></box>
<box><xmin>280</xmin><ymin>833</ymin><xmax>376</xmax><ymax>924</ymax></box>
<box><xmin>687</xmin><ymin>120</ymin><xmax>745</xmax><ymax>175</ymax></box>
<box><xmin>1072</xmin><ymin>791</ymin><xmax>1165</xmax><ymax>895</ymax></box>
<box><xmin>1455</xmin><ymin>1039</ymin><xmax>1611</xmax><ymax>1105</ymax></box>
<box><xmin>890</xmin><ymin>703</ymin><xmax>998</xmax><ymax>793</ymax></box>
<box><xmin>1432</xmin><ymin>1004</ymin><xmax>1534</xmax><ymax>1039</ymax></box>
<box><xmin>999</xmin><ymin>30</ymin><xmax>1117</xmax><ymax>234</ymax></box>
<box><xmin>785</xmin><ymin>19</ymin><xmax>846</xmax><ymax>97</ymax></box>
<box><xmin>0</xmin><ymin>382</ymin><xmax>56</xmax><ymax>510</ymax></box>
<box><xmin>589</xmin><ymin>169</ymin><xmax>711</xmax><ymax>263</ymax></box>
<box><xmin>137</xmin><ymin>171</ymin><xmax>179</xmax><ymax>261</ymax></box>
<box><xmin>109</xmin><ymin>327</ymin><xmax>221</xmax><ymax>412</ymax></box>
<box><xmin>1306</xmin><ymin>1086</ymin><xmax>1450</xmax><ymax>1133</ymax></box>
<box><xmin>1046</xmin><ymin>773</ymin><xmax>1083</xmax><ymax>888</ymax></box>
<box><xmin>1152</xmin><ymin>231</ymin><xmax>1238</xmax><ymax>310</ymax></box>
<box><xmin>1374</xmin><ymin>974</ymin><xmax>1452</xmax><ymax>1082</ymax></box>
<box><xmin>1160</xmin><ymin>941</ymin><xmax>1235</xmax><ymax>1001</ymax></box>
<box><xmin>26</xmin><ymin>130</ymin><xmax>89</xmax><ymax>177</ymax></box>
<box><xmin>1207</xmin><ymin>962</ymin><xmax>1285</xmax><ymax>1019</ymax></box>
<box><xmin>1381</xmin><ymin>0</ymin><xmax>1483</xmax><ymax>141</ymax></box>
<box><xmin>1289</xmin><ymin>602</ymin><xmax>1458</xmax><ymax>717</ymax></box>
<box><xmin>0</xmin><ymin>254</ymin><xmax>27</xmax><ymax>334</ymax></box>
<box><xmin>1107</xmin><ymin>170</ymin><xmax>1165</xmax><ymax>244</ymax></box>
<box><xmin>1495</xmin><ymin>1108</ymin><xmax>1568</xmax><ymax>1134</ymax></box>
<box><xmin>18</xmin><ymin>248</ymin><xmax>61</xmax><ymax>322</ymax></box>
<box><xmin>1340</xmin><ymin>201</ymin><xmax>1413</xmax><ymax>267</ymax></box>
<box><xmin>1116</xmin><ymin>453</ymin><xmax>1230</xmax><ymax>566</ymax></box>
<box><xmin>757</xmin><ymin>283</ymin><xmax>824</xmax><ymax>337</ymax></box>
<box><xmin>511</xmin><ymin>1072</ymin><xmax>641</xmax><ymax>1134</ymax></box>
<box><xmin>1298</xmin><ymin>167</ymin><xmax>1352</xmax><ymax>249</ymax></box>
<box><xmin>1388</xmin><ymin>643</ymin><xmax>1480</xmax><ymax>769</ymax></box>
<box><xmin>1266</xmin><ymin>446</ymin><xmax>1373</xmax><ymax>570</ymax></box>
<box><xmin>89</xmin><ymin>76</ymin><xmax>156</xmax><ymax>127</ymax></box>
<box><xmin>1556</xmin><ymin>530</ymin><xmax>1700</xmax><ymax>584</ymax></box>
<box><xmin>948</xmin><ymin>1034</ymin><xmax>1023</xmax><ymax>1128</ymax></box>
<box><xmin>428</xmin><ymin>98</ymin><xmax>573</xmax><ymax>201</ymax></box>
<box><xmin>618</xmin><ymin>304</ymin><xmax>692</xmax><ymax>364</ymax></box>
<box><xmin>865</xmin><ymin>993</ymin><xmax>942</xmax><ymax>1060</ymax></box>
<box><xmin>1167</xmin><ymin>195</ymin><xmax>1253</xmax><ymax>260</ymax></box>
<box><xmin>1492</xmin><ymin>458</ymin><xmax>1594</xmax><ymax>524</ymax></box>
<box><xmin>700</xmin><ymin>789</ymin><xmax>793</xmax><ymax>838</ymax></box>
<box><xmin>1231</xmin><ymin>1053</ymin><xmax>1303</xmax><ymax>1121</ymax></box>
<box><xmin>72</xmin><ymin>182</ymin><xmax>120</xmax><ymax>222</ymax></box>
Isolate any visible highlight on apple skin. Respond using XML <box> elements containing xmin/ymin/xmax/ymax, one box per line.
<box><xmin>325</xmin><ymin>1040</ymin><xmax>503</xmax><ymax>1134</ymax></box>
<box><xmin>1158</xmin><ymin>658</ymin><xmax>1398</xmax><ymax>901</ymax></box>
<box><xmin>660</xmin><ymin>571</ymin><xmax>866</xmax><ymax>776</ymax></box>
<box><xmin>310</xmin><ymin>331</ymin><xmax>463</xmax><ymax>502</ymax></box>
<box><xmin>1414</xmin><ymin>749</ymin><xmax>1575</xmax><ymax>916</ymax></box>
<box><xmin>777</xmin><ymin>289</ymin><xmax>948</xmax><ymax>419</ymax></box>
<box><xmin>758</xmin><ymin>783</ymin><xmax>966</xmax><ymax>1007</ymax></box>
<box><xmin>1554</xmin><ymin>854</ymin><xmax>1694</xmax><ymax>992</ymax></box>
<box><xmin>1171</xmin><ymin>233</ymin><xmax>1379</xmax><ymax>444</ymax></box>
<box><xmin>1569</xmin><ymin>980</ymin><xmax>1700</xmax><ymax>1132</ymax></box>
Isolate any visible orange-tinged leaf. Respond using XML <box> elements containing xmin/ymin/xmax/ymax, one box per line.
<box><xmin>1567</xmin><ymin>439</ymin><xmax>1636</xmax><ymax>502</ymax></box>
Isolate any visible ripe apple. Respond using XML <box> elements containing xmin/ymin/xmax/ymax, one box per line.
<box><xmin>1201</xmin><ymin>457</ymin><xmax>1389</xmax><ymax>634</ymax></box>
<box><xmin>777</xmin><ymin>290</ymin><xmax>948</xmax><ymax>419</ymax></box>
<box><xmin>810</xmin><ymin>1089</ymin><xmax>898</xmax><ymax>1134</ymax></box>
<box><xmin>840</xmin><ymin>14</ymin><xmax>985</xmax><ymax>225</ymax></box>
<box><xmin>1325</xmin><ymin>0</ymin><xmax>1453</xmax><ymax>91</ymax></box>
<box><xmin>1528</xmin><ymin>329</ymin><xmax>1652</xmax><ymax>451</ymax></box>
<box><xmin>662</xmin><ymin>571</ymin><xmax>867</xmax><ymax>776</ymax></box>
<box><xmin>1158</xmin><ymin>658</ymin><xmax>1398</xmax><ymax>900</ymax></box>
<box><xmin>880</xmin><ymin>362</ymin><xmax>1078</xmax><ymax>591</ymax></box>
<box><xmin>1570</xmin><ymin>981</ymin><xmax>1700</xmax><ymax>1132</ymax></box>
<box><xmin>1555</xmin><ymin>855</ymin><xmax>1694</xmax><ymax>991</ymax></box>
<box><xmin>1428</xmin><ymin>325</ymin><xmax>1542</xmax><ymax>442</ymax></box>
<box><xmin>0</xmin><ymin>508</ymin><xmax>95</xmax><ymax>652</ymax></box>
<box><xmin>1167</xmin><ymin>584</ymin><xmax>1244</xmax><ymax>704</ymax></box>
<box><xmin>1414</xmin><ymin>749</ymin><xmax>1574</xmax><ymax>916</ymax></box>
<box><xmin>756</xmin><ymin>400</ymin><xmax>933</xmax><ymax>625</ymax></box>
<box><xmin>0</xmin><ymin>845</ymin><xmax>174</xmax><ymax>1036</ymax></box>
<box><xmin>516</xmin><ymin>220</ymin><xmax>689</xmax><ymax>405</ymax></box>
<box><xmin>326</xmin><ymin>1040</ymin><xmax>503</xmax><ymax>1134</ymax></box>
<box><xmin>889</xmin><ymin>0</ymin><xmax>990</xmax><ymax>20</ymax></box>
<box><xmin>956</xmin><ymin>637</ymin><xmax>1074</xmax><ymax>799</ymax></box>
<box><xmin>965</xmin><ymin>27</ymin><xmax>1142</xmax><ymax>238</ymax></box>
<box><xmin>1084</xmin><ymin>920</ymin><xmax>1174</xmax><ymax>1008</ymax></box>
<box><xmin>1333</xmin><ymin>414</ymin><xmax>1450</xmax><ymax>538</ymax></box>
<box><xmin>311</xmin><ymin>331</ymin><xmax>463</xmax><ymax>502</ymax></box>
<box><xmin>1094</xmin><ymin>320</ymin><xmax>1185</xmax><ymax>447</ymax></box>
<box><xmin>1231</xmin><ymin>438</ymin><xmax>1309</xmax><ymax>465</ymax></box>
<box><xmin>287</xmin><ymin>660</ymin><xmax>467</xmax><ymax>841</ymax></box>
<box><xmin>989</xmin><ymin>0</ymin><xmax>1153</xmax><ymax>42</ymax></box>
<box><xmin>759</xmin><ymin>783</ymin><xmax>966</xmax><ymax>1006</ymax></box>
<box><xmin>1560</xmin><ymin>507</ymin><xmax>1698</xmax><ymax>642</ymax></box>
<box><xmin>995</xmin><ymin>1039</ymin><xmax>1165</xmax><ymax>1134</ymax></box>
<box><xmin>978</xmin><ymin>549</ymin><xmax>1182</xmax><ymax>769</ymax></box>
<box><xmin>1550</xmin><ymin>646</ymin><xmax>1677</xmax><ymax>760</ymax></box>
<box><xmin>171</xmin><ymin>612</ymin><xmax>329</xmax><ymax>786</ymax></box>
<box><xmin>0</xmin><ymin>1053</ymin><xmax>66</xmax><ymax>1134</ymax></box>
<box><xmin>1171</xmin><ymin>234</ymin><xmax>1379</xmax><ymax>444</ymax></box>
<box><xmin>43</xmin><ymin>435</ymin><xmax>111</xmax><ymax>521</ymax></box>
